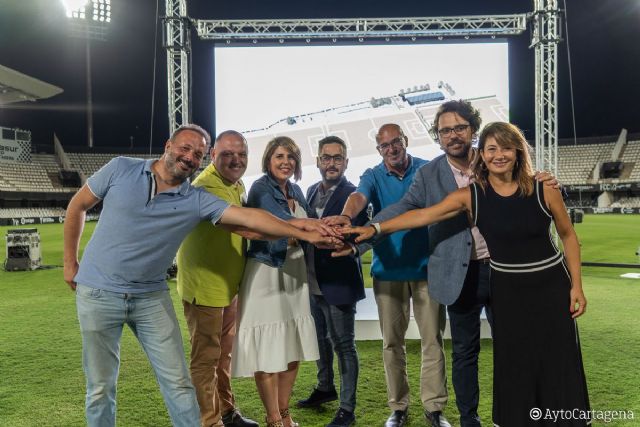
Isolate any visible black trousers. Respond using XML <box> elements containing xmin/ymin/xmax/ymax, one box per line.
<box><xmin>447</xmin><ymin>260</ymin><xmax>492</xmax><ymax>427</ymax></box>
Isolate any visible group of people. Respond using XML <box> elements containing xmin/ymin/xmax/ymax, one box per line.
<box><xmin>63</xmin><ymin>99</ymin><xmax>590</xmax><ymax>427</ymax></box>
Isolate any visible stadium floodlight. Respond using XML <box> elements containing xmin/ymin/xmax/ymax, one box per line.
<box><xmin>61</xmin><ymin>0</ymin><xmax>89</xmax><ymax>18</ymax></box>
<box><xmin>62</xmin><ymin>0</ymin><xmax>111</xmax><ymax>24</ymax></box>
<box><xmin>92</xmin><ymin>0</ymin><xmax>111</xmax><ymax>23</ymax></box>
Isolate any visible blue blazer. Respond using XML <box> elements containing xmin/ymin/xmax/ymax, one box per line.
<box><xmin>306</xmin><ymin>177</ymin><xmax>367</xmax><ymax>306</ymax></box>
<box><xmin>369</xmin><ymin>154</ymin><xmax>473</xmax><ymax>305</ymax></box>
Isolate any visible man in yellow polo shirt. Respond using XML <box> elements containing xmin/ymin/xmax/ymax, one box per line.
<box><xmin>177</xmin><ymin>130</ymin><xmax>258</xmax><ymax>427</ymax></box>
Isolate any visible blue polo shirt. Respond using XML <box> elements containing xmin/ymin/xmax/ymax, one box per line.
<box><xmin>357</xmin><ymin>155</ymin><xmax>429</xmax><ymax>281</ymax></box>
<box><xmin>74</xmin><ymin>157</ymin><xmax>230</xmax><ymax>293</ymax></box>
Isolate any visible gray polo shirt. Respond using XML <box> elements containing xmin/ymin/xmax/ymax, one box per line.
<box><xmin>74</xmin><ymin>157</ymin><xmax>229</xmax><ymax>293</ymax></box>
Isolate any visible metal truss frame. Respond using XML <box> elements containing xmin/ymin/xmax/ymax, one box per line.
<box><xmin>165</xmin><ymin>3</ymin><xmax>561</xmax><ymax>174</ymax></box>
<box><xmin>194</xmin><ymin>15</ymin><xmax>527</xmax><ymax>40</ymax></box>
<box><xmin>531</xmin><ymin>0</ymin><xmax>560</xmax><ymax>174</ymax></box>
<box><xmin>164</xmin><ymin>0</ymin><xmax>190</xmax><ymax>134</ymax></box>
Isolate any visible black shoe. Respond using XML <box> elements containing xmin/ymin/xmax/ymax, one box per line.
<box><xmin>222</xmin><ymin>408</ymin><xmax>259</xmax><ymax>427</ymax></box>
<box><xmin>424</xmin><ymin>410</ymin><xmax>451</xmax><ymax>427</ymax></box>
<box><xmin>460</xmin><ymin>414</ymin><xmax>482</xmax><ymax>427</ymax></box>
<box><xmin>385</xmin><ymin>409</ymin><xmax>408</xmax><ymax>427</ymax></box>
<box><xmin>326</xmin><ymin>407</ymin><xmax>355</xmax><ymax>427</ymax></box>
<box><xmin>297</xmin><ymin>387</ymin><xmax>338</xmax><ymax>408</ymax></box>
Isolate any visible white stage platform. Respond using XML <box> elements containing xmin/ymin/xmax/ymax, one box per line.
<box><xmin>354</xmin><ymin>288</ymin><xmax>491</xmax><ymax>341</ymax></box>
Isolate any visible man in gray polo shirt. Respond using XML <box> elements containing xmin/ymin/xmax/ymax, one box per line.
<box><xmin>63</xmin><ymin>124</ymin><xmax>337</xmax><ymax>427</ymax></box>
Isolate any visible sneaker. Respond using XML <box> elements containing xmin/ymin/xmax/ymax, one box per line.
<box><xmin>326</xmin><ymin>407</ymin><xmax>355</xmax><ymax>427</ymax></box>
<box><xmin>296</xmin><ymin>387</ymin><xmax>338</xmax><ymax>408</ymax></box>
<box><xmin>222</xmin><ymin>408</ymin><xmax>259</xmax><ymax>427</ymax></box>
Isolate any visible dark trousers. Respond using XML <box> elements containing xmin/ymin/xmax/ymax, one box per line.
<box><xmin>310</xmin><ymin>294</ymin><xmax>359</xmax><ymax>412</ymax></box>
<box><xmin>447</xmin><ymin>260</ymin><xmax>492</xmax><ymax>427</ymax></box>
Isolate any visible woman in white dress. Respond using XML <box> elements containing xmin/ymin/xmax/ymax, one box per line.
<box><xmin>233</xmin><ymin>136</ymin><xmax>325</xmax><ymax>427</ymax></box>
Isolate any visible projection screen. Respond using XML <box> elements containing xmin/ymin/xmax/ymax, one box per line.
<box><xmin>214</xmin><ymin>42</ymin><xmax>509</xmax><ymax>193</ymax></box>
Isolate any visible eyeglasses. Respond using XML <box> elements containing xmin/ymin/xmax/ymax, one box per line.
<box><xmin>319</xmin><ymin>154</ymin><xmax>345</xmax><ymax>165</ymax></box>
<box><xmin>437</xmin><ymin>124</ymin><xmax>471</xmax><ymax>138</ymax></box>
<box><xmin>376</xmin><ymin>137</ymin><xmax>405</xmax><ymax>152</ymax></box>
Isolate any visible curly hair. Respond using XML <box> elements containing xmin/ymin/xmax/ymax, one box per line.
<box><xmin>430</xmin><ymin>100</ymin><xmax>482</xmax><ymax>141</ymax></box>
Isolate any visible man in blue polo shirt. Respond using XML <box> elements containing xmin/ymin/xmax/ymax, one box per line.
<box><xmin>326</xmin><ymin>123</ymin><xmax>449</xmax><ymax>427</ymax></box>
<box><xmin>63</xmin><ymin>124</ymin><xmax>337</xmax><ymax>427</ymax></box>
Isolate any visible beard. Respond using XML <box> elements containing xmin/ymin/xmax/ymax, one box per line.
<box><xmin>444</xmin><ymin>138</ymin><xmax>472</xmax><ymax>159</ymax></box>
<box><xmin>321</xmin><ymin>167</ymin><xmax>343</xmax><ymax>184</ymax></box>
<box><xmin>164</xmin><ymin>151</ymin><xmax>196</xmax><ymax>182</ymax></box>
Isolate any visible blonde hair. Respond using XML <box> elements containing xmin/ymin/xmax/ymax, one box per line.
<box><xmin>262</xmin><ymin>136</ymin><xmax>302</xmax><ymax>181</ymax></box>
<box><xmin>473</xmin><ymin>122</ymin><xmax>535</xmax><ymax>196</ymax></box>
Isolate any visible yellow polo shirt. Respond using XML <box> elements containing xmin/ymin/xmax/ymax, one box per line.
<box><xmin>176</xmin><ymin>164</ymin><xmax>246</xmax><ymax>307</ymax></box>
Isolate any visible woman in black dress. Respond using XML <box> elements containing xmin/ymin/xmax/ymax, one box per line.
<box><xmin>346</xmin><ymin>122</ymin><xmax>589</xmax><ymax>426</ymax></box>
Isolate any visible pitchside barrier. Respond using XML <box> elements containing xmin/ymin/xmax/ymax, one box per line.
<box><xmin>0</xmin><ymin>214</ymin><xmax>99</xmax><ymax>227</ymax></box>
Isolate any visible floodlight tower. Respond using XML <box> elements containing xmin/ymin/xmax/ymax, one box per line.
<box><xmin>61</xmin><ymin>0</ymin><xmax>111</xmax><ymax>148</ymax></box>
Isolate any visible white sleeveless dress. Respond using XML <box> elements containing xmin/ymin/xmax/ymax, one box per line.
<box><xmin>232</xmin><ymin>201</ymin><xmax>320</xmax><ymax>377</ymax></box>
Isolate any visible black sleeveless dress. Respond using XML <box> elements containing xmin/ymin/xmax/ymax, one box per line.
<box><xmin>470</xmin><ymin>180</ymin><xmax>590</xmax><ymax>427</ymax></box>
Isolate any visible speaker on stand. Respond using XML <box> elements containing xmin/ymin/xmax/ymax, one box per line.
<box><xmin>4</xmin><ymin>228</ymin><xmax>41</xmax><ymax>271</ymax></box>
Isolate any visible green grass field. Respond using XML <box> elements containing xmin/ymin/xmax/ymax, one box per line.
<box><xmin>1</xmin><ymin>215</ymin><xmax>639</xmax><ymax>426</ymax></box>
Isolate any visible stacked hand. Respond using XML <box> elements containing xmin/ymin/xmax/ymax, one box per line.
<box><xmin>322</xmin><ymin>215</ymin><xmax>352</xmax><ymax>228</ymax></box>
<box><xmin>298</xmin><ymin>218</ymin><xmax>344</xmax><ymax>249</ymax></box>
<box><xmin>339</xmin><ymin>225</ymin><xmax>376</xmax><ymax>243</ymax></box>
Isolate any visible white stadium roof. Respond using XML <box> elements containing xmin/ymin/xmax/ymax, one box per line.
<box><xmin>0</xmin><ymin>64</ymin><xmax>63</xmax><ymax>105</ymax></box>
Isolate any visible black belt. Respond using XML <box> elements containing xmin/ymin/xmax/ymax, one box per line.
<box><xmin>471</xmin><ymin>258</ymin><xmax>491</xmax><ymax>265</ymax></box>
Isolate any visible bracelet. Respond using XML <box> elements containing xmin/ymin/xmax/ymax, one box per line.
<box><xmin>370</xmin><ymin>222</ymin><xmax>381</xmax><ymax>236</ymax></box>
<box><xmin>340</xmin><ymin>214</ymin><xmax>352</xmax><ymax>221</ymax></box>
<box><xmin>348</xmin><ymin>242</ymin><xmax>358</xmax><ymax>256</ymax></box>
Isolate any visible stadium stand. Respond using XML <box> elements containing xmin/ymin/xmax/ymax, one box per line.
<box><xmin>0</xmin><ymin>161</ymin><xmax>62</xmax><ymax>192</ymax></box>
<box><xmin>555</xmin><ymin>142</ymin><xmax>617</xmax><ymax>184</ymax></box>
<box><xmin>621</xmin><ymin>140</ymin><xmax>640</xmax><ymax>182</ymax></box>
<box><xmin>610</xmin><ymin>196</ymin><xmax>640</xmax><ymax>208</ymax></box>
<box><xmin>0</xmin><ymin>207</ymin><xmax>66</xmax><ymax>219</ymax></box>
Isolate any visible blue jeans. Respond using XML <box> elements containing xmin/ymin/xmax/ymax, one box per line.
<box><xmin>75</xmin><ymin>284</ymin><xmax>200</xmax><ymax>427</ymax></box>
<box><xmin>447</xmin><ymin>261</ymin><xmax>493</xmax><ymax>427</ymax></box>
<box><xmin>310</xmin><ymin>295</ymin><xmax>358</xmax><ymax>412</ymax></box>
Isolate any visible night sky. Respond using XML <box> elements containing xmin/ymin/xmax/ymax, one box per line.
<box><xmin>0</xmin><ymin>0</ymin><xmax>639</xmax><ymax>150</ymax></box>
